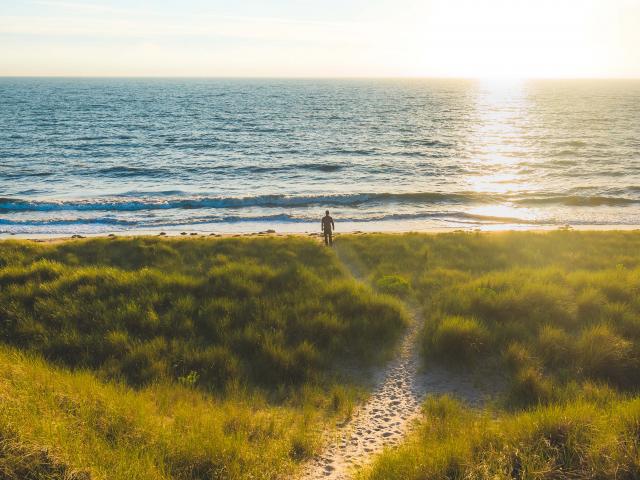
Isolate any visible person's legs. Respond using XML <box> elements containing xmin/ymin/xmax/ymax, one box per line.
<box><xmin>328</xmin><ymin>231</ymin><xmax>333</xmax><ymax>246</ymax></box>
<box><xmin>324</xmin><ymin>232</ymin><xmax>329</xmax><ymax>246</ymax></box>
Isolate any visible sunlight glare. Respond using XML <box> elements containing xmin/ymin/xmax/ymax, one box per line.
<box><xmin>409</xmin><ymin>0</ymin><xmax>614</xmax><ymax>78</ymax></box>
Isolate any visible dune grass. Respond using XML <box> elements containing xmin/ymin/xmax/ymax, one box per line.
<box><xmin>6</xmin><ymin>231</ymin><xmax>640</xmax><ymax>479</ymax></box>
<box><xmin>338</xmin><ymin>231</ymin><xmax>640</xmax><ymax>479</ymax></box>
<box><xmin>358</xmin><ymin>392</ymin><xmax>640</xmax><ymax>480</ymax></box>
<box><xmin>339</xmin><ymin>231</ymin><xmax>640</xmax><ymax>393</ymax></box>
<box><xmin>0</xmin><ymin>346</ymin><xmax>325</xmax><ymax>480</ymax></box>
<box><xmin>0</xmin><ymin>236</ymin><xmax>407</xmax><ymax>390</ymax></box>
<box><xmin>0</xmin><ymin>236</ymin><xmax>408</xmax><ymax>479</ymax></box>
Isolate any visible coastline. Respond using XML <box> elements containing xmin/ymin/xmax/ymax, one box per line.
<box><xmin>2</xmin><ymin>222</ymin><xmax>639</xmax><ymax>243</ymax></box>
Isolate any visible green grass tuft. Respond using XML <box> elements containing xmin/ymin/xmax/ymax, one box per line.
<box><xmin>428</xmin><ymin>315</ymin><xmax>489</xmax><ymax>364</ymax></box>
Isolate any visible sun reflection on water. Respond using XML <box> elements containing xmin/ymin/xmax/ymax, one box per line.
<box><xmin>468</xmin><ymin>203</ymin><xmax>539</xmax><ymax>223</ymax></box>
<box><xmin>465</xmin><ymin>78</ymin><xmax>543</xmax><ymax>224</ymax></box>
<box><xmin>468</xmin><ymin>172</ymin><xmax>533</xmax><ymax>194</ymax></box>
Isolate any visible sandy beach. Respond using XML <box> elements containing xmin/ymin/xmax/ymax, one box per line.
<box><xmin>2</xmin><ymin>223</ymin><xmax>639</xmax><ymax>243</ymax></box>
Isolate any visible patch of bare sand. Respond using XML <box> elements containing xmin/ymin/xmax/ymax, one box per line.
<box><xmin>298</xmin><ymin>306</ymin><xmax>503</xmax><ymax>480</ymax></box>
<box><xmin>4</xmin><ymin>224</ymin><xmax>638</xmax><ymax>244</ymax></box>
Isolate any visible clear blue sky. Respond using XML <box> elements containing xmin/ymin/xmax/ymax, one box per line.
<box><xmin>1</xmin><ymin>0</ymin><xmax>639</xmax><ymax>77</ymax></box>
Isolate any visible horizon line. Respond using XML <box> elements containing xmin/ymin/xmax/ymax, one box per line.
<box><xmin>2</xmin><ymin>74</ymin><xmax>640</xmax><ymax>81</ymax></box>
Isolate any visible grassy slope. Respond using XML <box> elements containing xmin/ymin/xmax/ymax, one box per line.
<box><xmin>0</xmin><ymin>346</ymin><xmax>317</xmax><ymax>480</ymax></box>
<box><xmin>338</xmin><ymin>231</ymin><xmax>640</xmax><ymax>479</ymax></box>
<box><xmin>0</xmin><ymin>236</ymin><xmax>408</xmax><ymax>479</ymax></box>
<box><xmin>357</xmin><ymin>394</ymin><xmax>640</xmax><ymax>480</ymax></box>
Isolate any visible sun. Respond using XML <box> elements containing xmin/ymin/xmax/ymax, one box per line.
<box><xmin>405</xmin><ymin>0</ymin><xmax>609</xmax><ymax>79</ymax></box>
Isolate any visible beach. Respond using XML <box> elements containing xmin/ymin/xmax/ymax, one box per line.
<box><xmin>2</xmin><ymin>222</ymin><xmax>639</xmax><ymax>243</ymax></box>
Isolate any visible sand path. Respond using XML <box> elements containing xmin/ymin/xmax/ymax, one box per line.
<box><xmin>299</xmin><ymin>254</ymin><xmax>500</xmax><ymax>479</ymax></box>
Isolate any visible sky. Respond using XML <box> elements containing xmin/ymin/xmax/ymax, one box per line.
<box><xmin>1</xmin><ymin>0</ymin><xmax>639</xmax><ymax>78</ymax></box>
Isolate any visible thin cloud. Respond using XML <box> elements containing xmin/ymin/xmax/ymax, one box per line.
<box><xmin>30</xmin><ymin>0</ymin><xmax>360</xmax><ymax>29</ymax></box>
<box><xmin>0</xmin><ymin>14</ymin><xmax>373</xmax><ymax>45</ymax></box>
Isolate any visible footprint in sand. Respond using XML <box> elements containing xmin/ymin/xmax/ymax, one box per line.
<box><xmin>299</xmin><ymin>260</ymin><xmax>502</xmax><ymax>480</ymax></box>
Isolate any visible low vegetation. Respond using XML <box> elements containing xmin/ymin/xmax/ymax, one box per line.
<box><xmin>0</xmin><ymin>346</ymin><xmax>324</xmax><ymax>480</ymax></box>
<box><xmin>6</xmin><ymin>231</ymin><xmax>640</xmax><ymax>479</ymax></box>
<box><xmin>339</xmin><ymin>231</ymin><xmax>640</xmax><ymax>479</ymax></box>
<box><xmin>0</xmin><ymin>236</ymin><xmax>408</xmax><ymax>479</ymax></box>
<box><xmin>0</xmin><ymin>236</ymin><xmax>407</xmax><ymax>390</ymax></box>
<box><xmin>359</xmin><ymin>392</ymin><xmax>640</xmax><ymax>480</ymax></box>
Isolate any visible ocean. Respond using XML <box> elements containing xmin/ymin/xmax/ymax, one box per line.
<box><xmin>1</xmin><ymin>78</ymin><xmax>639</xmax><ymax>236</ymax></box>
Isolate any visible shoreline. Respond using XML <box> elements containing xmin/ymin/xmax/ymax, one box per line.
<box><xmin>2</xmin><ymin>223</ymin><xmax>639</xmax><ymax>243</ymax></box>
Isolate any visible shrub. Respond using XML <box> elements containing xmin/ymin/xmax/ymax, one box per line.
<box><xmin>173</xmin><ymin>346</ymin><xmax>240</xmax><ymax>390</ymax></box>
<box><xmin>103</xmin><ymin>330</ymin><xmax>130</xmax><ymax>358</ymax></box>
<box><xmin>537</xmin><ymin>325</ymin><xmax>574</xmax><ymax>368</ymax></box>
<box><xmin>508</xmin><ymin>367</ymin><xmax>553</xmax><ymax>407</ymax></box>
<box><xmin>429</xmin><ymin>316</ymin><xmax>490</xmax><ymax>364</ymax></box>
<box><xmin>119</xmin><ymin>339</ymin><xmax>168</xmax><ymax>386</ymax></box>
<box><xmin>503</xmin><ymin>341</ymin><xmax>535</xmax><ymax>372</ymax></box>
<box><xmin>577</xmin><ymin>324</ymin><xmax>635</xmax><ymax>386</ymax></box>
<box><xmin>374</xmin><ymin>275</ymin><xmax>411</xmax><ymax>297</ymax></box>
<box><xmin>577</xmin><ymin>287</ymin><xmax>607</xmax><ymax>323</ymax></box>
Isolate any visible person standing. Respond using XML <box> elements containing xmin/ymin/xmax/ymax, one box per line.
<box><xmin>321</xmin><ymin>210</ymin><xmax>335</xmax><ymax>246</ymax></box>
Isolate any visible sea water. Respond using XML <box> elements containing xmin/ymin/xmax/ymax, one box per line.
<box><xmin>1</xmin><ymin>78</ymin><xmax>639</xmax><ymax>235</ymax></box>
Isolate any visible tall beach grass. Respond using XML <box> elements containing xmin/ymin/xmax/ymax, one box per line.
<box><xmin>339</xmin><ymin>231</ymin><xmax>640</xmax><ymax>479</ymax></box>
<box><xmin>0</xmin><ymin>236</ymin><xmax>408</xmax><ymax>479</ymax></box>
